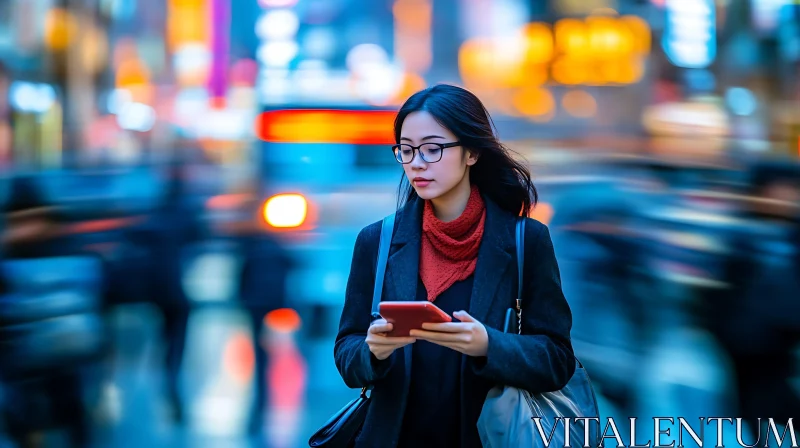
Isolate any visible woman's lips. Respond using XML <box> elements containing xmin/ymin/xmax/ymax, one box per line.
<box><xmin>413</xmin><ymin>178</ymin><xmax>432</xmax><ymax>187</ymax></box>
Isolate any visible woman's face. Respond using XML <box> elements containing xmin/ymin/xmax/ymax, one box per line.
<box><xmin>399</xmin><ymin>111</ymin><xmax>477</xmax><ymax>201</ymax></box>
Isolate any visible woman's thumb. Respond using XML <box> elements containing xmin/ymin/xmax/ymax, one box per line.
<box><xmin>454</xmin><ymin>310</ymin><xmax>475</xmax><ymax>322</ymax></box>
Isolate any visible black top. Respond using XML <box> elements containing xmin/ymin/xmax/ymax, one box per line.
<box><xmin>397</xmin><ymin>275</ymin><xmax>473</xmax><ymax>448</ymax></box>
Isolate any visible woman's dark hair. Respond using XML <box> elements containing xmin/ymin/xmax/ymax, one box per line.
<box><xmin>394</xmin><ymin>84</ymin><xmax>537</xmax><ymax>216</ymax></box>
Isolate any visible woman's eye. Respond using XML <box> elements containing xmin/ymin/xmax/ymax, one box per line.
<box><xmin>401</xmin><ymin>150</ymin><xmax>414</xmax><ymax>156</ymax></box>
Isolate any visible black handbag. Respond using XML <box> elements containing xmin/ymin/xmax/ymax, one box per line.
<box><xmin>477</xmin><ymin>218</ymin><xmax>602</xmax><ymax>448</ymax></box>
<box><xmin>309</xmin><ymin>213</ymin><xmax>396</xmax><ymax>448</ymax></box>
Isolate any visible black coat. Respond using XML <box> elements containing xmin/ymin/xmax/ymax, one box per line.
<box><xmin>334</xmin><ymin>194</ymin><xmax>576</xmax><ymax>448</ymax></box>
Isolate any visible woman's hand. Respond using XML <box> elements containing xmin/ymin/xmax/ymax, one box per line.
<box><xmin>366</xmin><ymin>319</ymin><xmax>417</xmax><ymax>360</ymax></box>
<box><xmin>409</xmin><ymin>310</ymin><xmax>489</xmax><ymax>357</ymax></box>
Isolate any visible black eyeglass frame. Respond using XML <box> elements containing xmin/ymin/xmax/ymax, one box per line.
<box><xmin>391</xmin><ymin>141</ymin><xmax>462</xmax><ymax>164</ymax></box>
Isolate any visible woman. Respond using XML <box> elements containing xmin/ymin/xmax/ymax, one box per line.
<box><xmin>334</xmin><ymin>84</ymin><xmax>575</xmax><ymax>448</ymax></box>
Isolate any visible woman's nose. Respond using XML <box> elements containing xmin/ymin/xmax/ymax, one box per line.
<box><xmin>410</xmin><ymin>154</ymin><xmax>426</xmax><ymax>170</ymax></box>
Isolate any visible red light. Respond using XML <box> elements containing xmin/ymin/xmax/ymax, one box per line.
<box><xmin>264</xmin><ymin>308</ymin><xmax>302</xmax><ymax>333</ymax></box>
<box><xmin>206</xmin><ymin>193</ymin><xmax>250</xmax><ymax>210</ymax></box>
<box><xmin>209</xmin><ymin>96</ymin><xmax>226</xmax><ymax>109</ymax></box>
<box><xmin>255</xmin><ymin>109</ymin><xmax>397</xmax><ymax>144</ymax></box>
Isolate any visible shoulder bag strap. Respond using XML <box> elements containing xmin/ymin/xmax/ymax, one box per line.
<box><xmin>515</xmin><ymin>217</ymin><xmax>525</xmax><ymax>335</ymax></box>
<box><xmin>362</xmin><ymin>213</ymin><xmax>395</xmax><ymax>395</ymax></box>
<box><xmin>371</xmin><ymin>213</ymin><xmax>396</xmax><ymax>315</ymax></box>
<box><xmin>516</xmin><ymin>218</ymin><xmax>585</xmax><ymax>370</ymax></box>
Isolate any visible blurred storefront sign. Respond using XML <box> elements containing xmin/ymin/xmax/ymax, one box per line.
<box><xmin>457</xmin><ymin>12</ymin><xmax>650</xmax><ymax>123</ymax></box>
<box><xmin>662</xmin><ymin>0</ymin><xmax>716</xmax><ymax>69</ymax></box>
<box><xmin>168</xmin><ymin>0</ymin><xmax>212</xmax><ymax>89</ymax></box>
<box><xmin>167</xmin><ymin>0</ymin><xmax>208</xmax><ymax>51</ymax></box>
<box><xmin>256</xmin><ymin>2</ymin><xmax>301</xmax><ymax>106</ymax></box>
<box><xmin>642</xmin><ymin>101</ymin><xmax>730</xmax><ymax>138</ymax></box>
<box><xmin>254</xmin><ymin>109</ymin><xmax>396</xmax><ymax>145</ymax></box>
<box><xmin>459</xmin><ymin>14</ymin><xmax>651</xmax><ymax>90</ymax></box>
<box><xmin>641</xmin><ymin>100</ymin><xmax>733</xmax><ymax>162</ymax></box>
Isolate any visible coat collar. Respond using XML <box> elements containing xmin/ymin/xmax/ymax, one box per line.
<box><xmin>385</xmin><ymin>191</ymin><xmax>517</xmax><ymax>324</ymax></box>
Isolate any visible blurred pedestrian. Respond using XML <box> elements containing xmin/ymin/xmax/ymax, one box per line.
<box><xmin>0</xmin><ymin>174</ymin><xmax>95</xmax><ymax>447</ymax></box>
<box><xmin>212</xmin><ymin>189</ymin><xmax>293</xmax><ymax>435</ymax></box>
<box><xmin>146</xmin><ymin>155</ymin><xmax>202</xmax><ymax>425</ymax></box>
<box><xmin>716</xmin><ymin>159</ymin><xmax>800</xmax><ymax>436</ymax></box>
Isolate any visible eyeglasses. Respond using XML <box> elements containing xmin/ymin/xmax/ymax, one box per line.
<box><xmin>391</xmin><ymin>142</ymin><xmax>461</xmax><ymax>164</ymax></box>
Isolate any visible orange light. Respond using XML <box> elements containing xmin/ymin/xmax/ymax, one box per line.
<box><xmin>604</xmin><ymin>58</ymin><xmax>644</xmax><ymax>84</ymax></box>
<box><xmin>512</xmin><ymin>87</ymin><xmax>555</xmax><ymax>117</ymax></box>
<box><xmin>167</xmin><ymin>0</ymin><xmax>208</xmax><ymax>50</ymax></box>
<box><xmin>523</xmin><ymin>23</ymin><xmax>554</xmax><ymax>65</ymax></box>
<box><xmin>255</xmin><ymin>109</ymin><xmax>396</xmax><ymax>144</ymax></box>
<box><xmin>554</xmin><ymin>19</ymin><xmax>589</xmax><ymax>57</ymax></box>
<box><xmin>562</xmin><ymin>90</ymin><xmax>598</xmax><ymax>118</ymax></box>
<box><xmin>264</xmin><ymin>308</ymin><xmax>302</xmax><ymax>333</ymax></box>
<box><xmin>44</xmin><ymin>8</ymin><xmax>78</xmax><ymax>51</ymax></box>
<box><xmin>620</xmin><ymin>15</ymin><xmax>651</xmax><ymax>55</ymax></box>
<box><xmin>458</xmin><ymin>38</ymin><xmax>495</xmax><ymax>88</ymax></box>
<box><xmin>529</xmin><ymin>202</ymin><xmax>555</xmax><ymax>225</ymax></box>
<box><xmin>206</xmin><ymin>193</ymin><xmax>250</xmax><ymax>210</ymax></box>
<box><xmin>392</xmin><ymin>72</ymin><xmax>428</xmax><ymax>105</ymax></box>
<box><xmin>394</xmin><ymin>0</ymin><xmax>433</xmax><ymax>73</ymax></box>
<box><xmin>587</xmin><ymin>17</ymin><xmax>634</xmax><ymax>57</ymax></box>
<box><xmin>116</xmin><ymin>59</ymin><xmax>150</xmax><ymax>88</ymax></box>
<box><xmin>551</xmin><ymin>57</ymin><xmax>588</xmax><ymax>85</ymax></box>
<box><xmin>222</xmin><ymin>331</ymin><xmax>255</xmax><ymax>385</ymax></box>
<box><xmin>263</xmin><ymin>193</ymin><xmax>308</xmax><ymax>228</ymax></box>
<box><xmin>459</xmin><ymin>37</ymin><xmax>529</xmax><ymax>88</ymax></box>
<box><xmin>67</xmin><ymin>217</ymin><xmax>142</xmax><ymax>234</ymax></box>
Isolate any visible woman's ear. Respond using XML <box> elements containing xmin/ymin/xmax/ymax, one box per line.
<box><xmin>466</xmin><ymin>149</ymin><xmax>479</xmax><ymax>166</ymax></box>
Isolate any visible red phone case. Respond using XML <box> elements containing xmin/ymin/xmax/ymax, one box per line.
<box><xmin>378</xmin><ymin>301</ymin><xmax>452</xmax><ymax>337</ymax></box>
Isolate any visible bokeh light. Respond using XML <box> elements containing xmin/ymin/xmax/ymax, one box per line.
<box><xmin>562</xmin><ymin>90</ymin><xmax>598</xmax><ymax>118</ymax></box>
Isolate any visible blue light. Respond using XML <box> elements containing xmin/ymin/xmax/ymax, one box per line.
<box><xmin>725</xmin><ymin>87</ymin><xmax>757</xmax><ymax>116</ymax></box>
<box><xmin>684</xmin><ymin>69</ymin><xmax>716</xmax><ymax>92</ymax></box>
<box><xmin>662</xmin><ymin>0</ymin><xmax>717</xmax><ymax>69</ymax></box>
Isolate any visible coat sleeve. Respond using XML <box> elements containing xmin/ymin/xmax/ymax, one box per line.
<box><xmin>333</xmin><ymin>222</ymin><xmax>396</xmax><ymax>389</ymax></box>
<box><xmin>470</xmin><ymin>221</ymin><xmax>576</xmax><ymax>393</ymax></box>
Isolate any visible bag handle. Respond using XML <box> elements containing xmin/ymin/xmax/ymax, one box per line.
<box><xmin>371</xmin><ymin>213</ymin><xmax>396</xmax><ymax>316</ymax></box>
<box><xmin>504</xmin><ymin>218</ymin><xmax>526</xmax><ymax>334</ymax></box>
<box><xmin>361</xmin><ymin>213</ymin><xmax>396</xmax><ymax>396</ymax></box>
<box><xmin>511</xmin><ymin>218</ymin><xmax>585</xmax><ymax>370</ymax></box>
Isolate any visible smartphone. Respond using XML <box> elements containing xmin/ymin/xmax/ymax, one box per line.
<box><xmin>378</xmin><ymin>301</ymin><xmax>452</xmax><ymax>337</ymax></box>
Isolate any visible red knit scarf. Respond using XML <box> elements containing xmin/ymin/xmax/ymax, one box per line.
<box><xmin>420</xmin><ymin>185</ymin><xmax>486</xmax><ymax>302</ymax></box>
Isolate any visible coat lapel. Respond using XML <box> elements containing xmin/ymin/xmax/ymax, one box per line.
<box><xmin>467</xmin><ymin>196</ymin><xmax>516</xmax><ymax>325</ymax></box>
<box><xmin>385</xmin><ymin>197</ymin><xmax>423</xmax><ymax>302</ymax></box>
<box><xmin>381</xmin><ymin>197</ymin><xmax>423</xmax><ymax>440</ymax></box>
